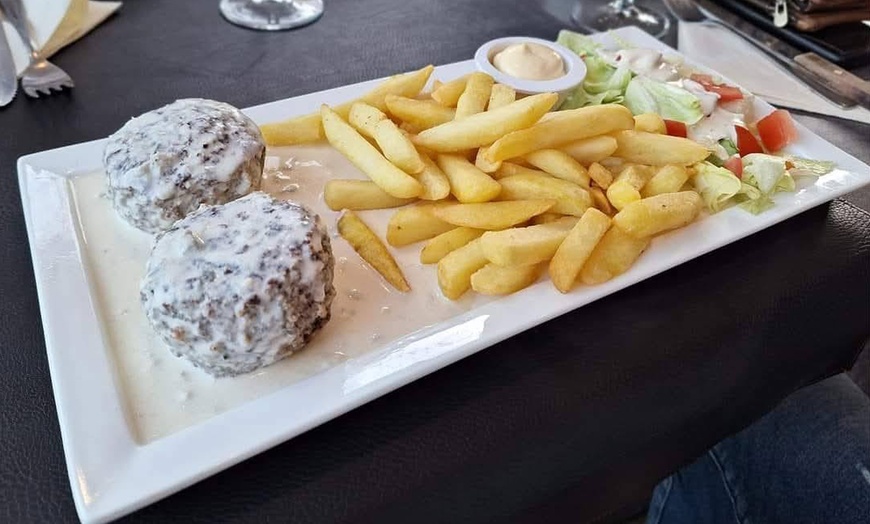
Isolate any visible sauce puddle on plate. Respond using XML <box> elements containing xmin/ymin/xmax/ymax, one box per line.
<box><xmin>71</xmin><ymin>145</ymin><xmax>470</xmax><ymax>443</ymax></box>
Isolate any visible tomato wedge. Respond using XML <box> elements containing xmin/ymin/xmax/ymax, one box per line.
<box><xmin>756</xmin><ymin>110</ymin><xmax>799</xmax><ymax>152</ymax></box>
<box><xmin>735</xmin><ymin>125</ymin><xmax>764</xmax><ymax>156</ymax></box>
<box><xmin>689</xmin><ymin>73</ymin><xmax>744</xmax><ymax>102</ymax></box>
<box><xmin>664</xmin><ymin>119</ymin><xmax>687</xmax><ymax>138</ymax></box>
<box><xmin>724</xmin><ymin>156</ymin><xmax>743</xmax><ymax>178</ymax></box>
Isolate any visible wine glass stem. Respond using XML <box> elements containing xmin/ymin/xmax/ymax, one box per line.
<box><xmin>610</xmin><ymin>0</ymin><xmax>635</xmax><ymax>12</ymax></box>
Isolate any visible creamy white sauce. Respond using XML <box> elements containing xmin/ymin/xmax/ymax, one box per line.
<box><xmin>612</xmin><ymin>48</ymin><xmax>681</xmax><ymax>82</ymax></box>
<box><xmin>71</xmin><ymin>144</ymin><xmax>471</xmax><ymax>443</ymax></box>
<box><xmin>688</xmin><ymin>107</ymin><xmax>745</xmax><ymax>149</ymax></box>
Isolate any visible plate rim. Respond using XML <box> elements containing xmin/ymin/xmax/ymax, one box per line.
<box><xmin>18</xmin><ymin>26</ymin><xmax>870</xmax><ymax>523</ymax></box>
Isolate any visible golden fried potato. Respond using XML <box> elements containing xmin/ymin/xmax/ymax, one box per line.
<box><xmin>479</xmin><ymin>217</ymin><xmax>579</xmax><ymax>266</ymax></box>
<box><xmin>633</xmin><ymin>113</ymin><xmax>667</xmax><ymax>134</ymax></box>
<box><xmin>492</xmin><ymin>162</ymin><xmax>549</xmax><ymax>180</ymax></box>
<box><xmin>612</xmin><ymin>130</ymin><xmax>710</xmax><ymax>166</ymax></box>
<box><xmin>606</xmin><ymin>181</ymin><xmax>642</xmax><ymax>211</ymax></box>
<box><xmin>348</xmin><ymin>102</ymin><xmax>387</xmax><ymax>138</ymax></box>
<box><xmin>587</xmin><ymin>162</ymin><xmax>614</xmax><ymax>189</ymax></box>
<box><xmin>474</xmin><ymin>147</ymin><xmax>501</xmax><ymax>173</ymax></box>
<box><xmin>420</xmin><ymin>227</ymin><xmax>485</xmax><ymax>264</ymax></box>
<box><xmin>497</xmin><ymin>174</ymin><xmax>592</xmax><ymax>217</ymax></box>
<box><xmin>487</xmin><ymin>84</ymin><xmax>517</xmax><ymax>110</ymax></box>
<box><xmin>485</xmin><ymin>104</ymin><xmax>634</xmax><ymax>162</ymax></box>
<box><xmin>579</xmin><ymin>226</ymin><xmax>651</xmax><ymax>285</ymax></box>
<box><xmin>338</xmin><ymin>211</ymin><xmax>410</xmax><ymax>292</ymax></box>
<box><xmin>523</xmin><ymin>149</ymin><xmax>591</xmax><ymax>188</ymax></box>
<box><xmin>261</xmin><ymin>65</ymin><xmax>434</xmax><ymax>145</ymax></box>
<box><xmin>471</xmin><ymin>263</ymin><xmax>544</xmax><ymax>295</ymax></box>
<box><xmin>324</xmin><ymin>180</ymin><xmax>416</xmax><ymax>211</ymax></box>
<box><xmin>431</xmin><ymin>200</ymin><xmax>555</xmax><ymax>230</ymax></box>
<box><xmin>589</xmin><ymin>186</ymin><xmax>613</xmax><ymax>215</ymax></box>
<box><xmin>455</xmin><ymin>72</ymin><xmax>494</xmax><ymax>120</ymax></box>
<box><xmin>374</xmin><ymin>119</ymin><xmax>425</xmax><ymax>174</ymax></box>
<box><xmin>321</xmin><ymin>105</ymin><xmax>423</xmax><ymax>198</ymax></box>
<box><xmin>548</xmin><ymin>208</ymin><xmax>612</xmax><ymax>293</ymax></box>
<box><xmin>559</xmin><ymin>135</ymin><xmax>618</xmax><ymax>165</ymax></box>
<box><xmin>530</xmin><ymin>212</ymin><xmax>565</xmax><ymax>225</ymax></box>
<box><xmin>413</xmin><ymin>93</ymin><xmax>558</xmax><ymax>152</ymax></box>
<box><xmin>431</xmin><ymin>75</ymin><xmax>469</xmax><ymax>107</ymax></box>
<box><xmin>415</xmin><ymin>154</ymin><xmax>452</xmax><ymax>200</ymax></box>
<box><xmin>385</xmin><ymin>95</ymin><xmax>456</xmax><ymax>130</ymax></box>
<box><xmin>437</xmin><ymin>238</ymin><xmax>489</xmax><ymax>299</ymax></box>
<box><xmin>386</xmin><ymin>203</ymin><xmax>455</xmax><ymax>246</ymax></box>
<box><xmin>436</xmin><ymin>154</ymin><xmax>502</xmax><ymax>203</ymax></box>
<box><xmin>612</xmin><ymin>191</ymin><xmax>703</xmax><ymax>238</ymax></box>
<box><xmin>642</xmin><ymin>164</ymin><xmax>690</xmax><ymax>197</ymax></box>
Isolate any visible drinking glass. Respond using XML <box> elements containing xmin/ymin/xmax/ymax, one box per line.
<box><xmin>572</xmin><ymin>0</ymin><xmax>670</xmax><ymax>38</ymax></box>
<box><xmin>220</xmin><ymin>0</ymin><xmax>324</xmax><ymax>31</ymax></box>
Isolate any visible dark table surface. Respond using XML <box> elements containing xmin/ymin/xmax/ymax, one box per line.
<box><xmin>1</xmin><ymin>1</ymin><xmax>869</xmax><ymax>523</ymax></box>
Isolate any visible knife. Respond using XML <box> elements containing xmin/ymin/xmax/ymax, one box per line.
<box><xmin>694</xmin><ymin>0</ymin><xmax>870</xmax><ymax>110</ymax></box>
<box><xmin>0</xmin><ymin>16</ymin><xmax>17</xmax><ymax>107</ymax></box>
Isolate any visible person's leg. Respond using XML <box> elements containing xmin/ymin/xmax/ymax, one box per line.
<box><xmin>647</xmin><ymin>373</ymin><xmax>870</xmax><ymax>524</ymax></box>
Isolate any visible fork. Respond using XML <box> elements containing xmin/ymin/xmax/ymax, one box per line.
<box><xmin>0</xmin><ymin>0</ymin><xmax>73</xmax><ymax>97</ymax></box>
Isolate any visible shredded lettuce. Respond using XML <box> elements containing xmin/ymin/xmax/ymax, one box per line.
<box><xmin>692</xmin><ymin>162</ymin><xmax>742</xmax><ymax>213</ymax></box>
<box><xmin>787</xmin><ymin>157</ymin><xmax>836</xmax><ymax>177</ymax></box>
<box><xmin>742</xmin><ymin>154</ymin><xmax>787</xmax><ymax>195</ymax></box>
<box><xmin>556</xmin><ymin>30</ymin><xmax>632</xmax><ymax>109</ymax></box>
<box><xmin>622</xmin><ymin>76</ymin><xmax>704</xmax><ymax>124</ymax></box>
<box><xmin>719</xmin><ymin>138</ymin><xmax>738</xmax><ymax>157</ymax></box>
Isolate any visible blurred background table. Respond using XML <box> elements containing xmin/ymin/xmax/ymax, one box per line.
<box><xmin>0</xmin><ymin>1</ymin><xmax>868</xmax><ymax>522</ymax></box>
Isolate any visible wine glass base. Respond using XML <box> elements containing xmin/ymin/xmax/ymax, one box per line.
<box><xmin>220</xmin><ymin>0</ymin><xmax>324</xmax><ymax>31</ymax></box>
<box><xmin>572</xmin><ymin>0</ymin><xmax>670</xmax><ymax>38</ymax></box>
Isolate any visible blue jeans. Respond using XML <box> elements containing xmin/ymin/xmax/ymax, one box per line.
<box><xmin>647</xmin><ymin>373</ymin><xmax>870</xmax><ymax>524</ymax></box>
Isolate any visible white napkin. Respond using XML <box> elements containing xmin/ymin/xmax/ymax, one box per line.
<box><xmin>678</xmin><ymin>22</ymin><xmax>870</xmax><ymax>125</ymax></box>
<box><xmin>1</xmin><ymin>0</ymin><xmax>122</xmax><ymax>76</ymax></box>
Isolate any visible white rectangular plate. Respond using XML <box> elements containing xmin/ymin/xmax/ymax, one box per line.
<box><xmin>18</xmin><ymin>27</ymin><xmax>870</xmax><ymax>523</ymax></box>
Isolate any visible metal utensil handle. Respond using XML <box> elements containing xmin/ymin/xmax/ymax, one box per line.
<box><xmin>0</xmin><ymin>0</ymin><xmax>38</xmax><ymax>57</ymax></box>
<box><xmin>793</xmin><ymin>53</ymin><xmax>870</xmax><ymax>110</ymax></box>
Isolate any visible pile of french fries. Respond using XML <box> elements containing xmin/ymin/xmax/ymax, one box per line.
<box><xmin>260</xmin><ymin>66</ymin><xmax>710</xmax><ymax>300</ymax></box>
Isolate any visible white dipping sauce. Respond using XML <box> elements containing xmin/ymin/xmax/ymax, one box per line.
<box><xmin>71</xmin><ymin>144</ymin><xmax>471</xmax><ymax>443</ymax></box>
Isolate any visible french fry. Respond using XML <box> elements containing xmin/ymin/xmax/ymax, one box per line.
<box><xmin>612</xmin><ymin>130</ymin><xmax>710</xmax><ymax>166</ymax></box>
<box><xmin>615</xmin><ymin>165</ymin><xmax>653</xmax><ymax>190</ymax></box>
<box><xmin>431</xmin><ymin>75</ymin><xmax>469</xmax><ymax>107</ymax></box>
<box><xmin>487</xmin><ymin>84</ymin><xmax>517</xmax><ymax>110</ymax></box>
<box><xmin>471</xmin><ymin>263</ymin><xmax>543</xmax><ymax>295</ymax></box>
<box><xmin>587</xmin><ymin>162</ymin><xmax>614</xmax><ymax>189</ymax></box>
<box><xmin>606</xmin><ymin>181</ymin><xmax>641</xmax><ymax>211</ymax></box>
<box><xmin>497</xmin><ymin>174</ymin><xmax>592</xmax><ymax>217</ymax></box>
<box><xmin>485</xmin><ymin>104</ymin><xmax>634</xmax><ymax>162</ymax></box>
<box><xmin>321</xmin><ymin>105</ymin><xmax>423</xmax><ymax>198</ymax></box>
<box><xmin>436</xmin><ymin>154</ymin><xmax>502</xmax><ymax>203</ymax></box>
<box><xmin>560</xmin><ymin>136</ymin><xmax>618</xmax><ymax>165</ymax></box>
<box><xmin>492</xmin><ymin>162</ymin><xmax>549</xmax><ymax>180</ymax></box>
<box><xmin>612</xmin><ymin>191</ymin><xmax>703</xmax><ymax>238</ymax></box>
<box><xmin>374</xmin><ymin>119</ymin><xmax>425</xmax><ymax>174</ymax></box>
<box><xmin>261</xmin><ymin>65</ymin><xmax>434</xmax><ymax>145</ymax></box>
<box><xmin>548</xmin><ymin>208</ymin><xmax>612</xmax><ymax>293</ymax></box>
<box><xmin>348</xmin><ymin>102</ymin><xmax>387</xmax><ymax>138</ymax></box>
<box><xmin>385</xmin><ymin>95</ymin><xmax>456</xmax><ymax>130</ymax></box>
<box><xmin>338</xmin><ymin>211</ymin><xmax>410</xmax><ymax>292</ymax></box>
<box><xmin>414</xmin><ymin>92</ymin><xmax>558</xmax><ymax>152</ymax></box>
<box><xmin>523</xmin><ymin>149</ymin><xmax>591</xmax><ymax>188</ymax></box>
<box><xmin>324</xmin><ymin>180</ymin><xmax>416</xmax><ymax>211</ymax></box>
<box><xmin>386</xmin><ymin>203</ymin><xmax>455</xmax><ymax>246</ymax></box>
<box><xmin>633</xmin><ymin>113</ymin><xmax>667</xmax><ymax>134</ymax></box>
<box><xmin>642</xmin><ymin>164</ymin><xmax>690</xmax><ymax>197</ymax></box>
<box><xmin>431</xmin><ymin>200</ymin><xmax>555</xmax><ymax>230</ymax></box>
<box><xmin>530</xmin><ymin>212</ymin><xmax>565</xmax><ymax>225</ymax></box>
<box><xmin>473</xmin><ymin>84</ymin><xmax>517</xmax><ymax>173</ymax></box>
<box><xmin>589</xmin><ymin>186</ymin><xmax>613</xmax><ymax>215</ymax></box>
<box><xmin>455</xmin><ymin>72</ymin><xmax>494</xmax><ymax>120</ymax></box>
<box><xmin>480</xmin><ymin>217</ymin><xmax>579</xmax><ymax>267</ymax></box>
<box><xmin>420</xmin><ymin>227</ymin><xmax>485</xmax><ymax>264</ymax></box>
<box><xmin>437</xmin><ymin>238</ymin><xmax>489</xmax><ymax>300</ymax></box>
<box><xmin>415</xmin><ymin>154</ymin><xmax>451</xmax><ymax>200</ymax></box>
<box><xmin>579</xmin><ymin>225</ymin><xmax>651</xmax><ymax>285</ymax></box>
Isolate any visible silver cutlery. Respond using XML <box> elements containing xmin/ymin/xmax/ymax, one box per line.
<box><xmin>664</xmin><ymin>0</ymin><xmax>868</xmax><ymax>110</ymax></box>
<box><xmin>0</xmin><ymin>0</ymin><xmax>73</xmax><ymax>97</ymax></box>
<box><xmin>0</xmin><ymin>12</ymin><xmax>17</xmax><ymax>106</ymax></box>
